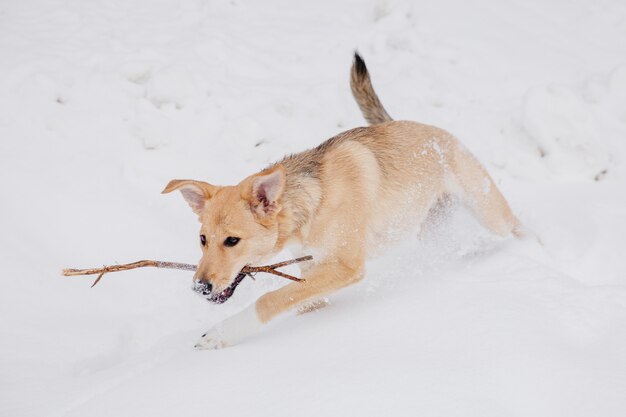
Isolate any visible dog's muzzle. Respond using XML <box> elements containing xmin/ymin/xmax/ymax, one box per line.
<box><xmin>191</xmin><ymin>272</ymin><xmax>247</xmax><ymax>304</ymax></box>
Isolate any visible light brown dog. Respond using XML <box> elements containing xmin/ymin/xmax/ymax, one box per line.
<box><xmin>163</xmin><ymin>54</ymin><xmax>522</xmax><ymax>349</ymax></box>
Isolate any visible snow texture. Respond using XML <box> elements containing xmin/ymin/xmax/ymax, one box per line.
<box><xmin>1</xmin><ymin>1</ymin><xmax>626</xmax><ymax>416</ymax></box>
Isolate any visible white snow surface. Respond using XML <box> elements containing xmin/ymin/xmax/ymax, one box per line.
<box><xmin>1</xmin><ymin>1</ymin><xmax>626</xmax><ymax>416</ymax></box>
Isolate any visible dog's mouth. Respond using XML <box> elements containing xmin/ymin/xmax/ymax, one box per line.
<box><xmin>193</xmin><ymin>272</ymin><xmax>247</xmax><ymax>304</ymax></box>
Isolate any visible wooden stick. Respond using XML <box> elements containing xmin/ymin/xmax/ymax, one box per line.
<box><xmin>62</xmin><ymin>256</ymin><xmax>313</xmax><ymax>287</ymax></box>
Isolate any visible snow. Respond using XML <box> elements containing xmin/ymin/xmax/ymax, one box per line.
<box><xmin>1</xmin><ymin>0</ymin><xmax>626</xmax><ymax>416</ymax></box>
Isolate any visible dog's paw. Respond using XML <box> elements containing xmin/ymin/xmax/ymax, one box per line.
<box><xmin>193</xmin><ymin>305</ymin><xmax>263</xmax><ymax>350</ymax></box>
<box><xmin>297</xmin><ymin>297</ymin><xmax>329</xmax><ymax>315</ymax></box>
<box><xmin>194</xmin><ymin>329</ymin><xmax>232</xmax><ymax>350</ymax></box>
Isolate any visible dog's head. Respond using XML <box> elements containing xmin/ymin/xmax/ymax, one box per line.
<box><xmin>162</xmin><ymin>165</ymin><xmax>285</xmax><ymax>303</ymax></box>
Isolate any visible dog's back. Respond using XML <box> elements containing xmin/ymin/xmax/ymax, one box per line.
<box><xmin>278</xmin><ymin>53</ymin><xmax>521</xmax><ymax>253</ymax></box>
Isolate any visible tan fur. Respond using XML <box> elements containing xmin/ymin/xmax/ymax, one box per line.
<box><xmin>163</xmin><ymin>54</ymin><xmax>521</xmax><ymax>331</ymax></box>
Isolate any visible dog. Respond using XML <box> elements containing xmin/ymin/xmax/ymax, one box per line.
<box><xmin>162</xmin><ymin>53</ymin><xmax>522</xmax><ymax>349</ymax></box>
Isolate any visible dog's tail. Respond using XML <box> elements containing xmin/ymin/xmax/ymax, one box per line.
<box><xmin>350</xmin><ymin>52</ymin><xmax>392</xmax><ymax>125</ymax></box>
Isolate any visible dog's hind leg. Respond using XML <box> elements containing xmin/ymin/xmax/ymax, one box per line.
<box><xmin>450</xmin><ymin>144</ymin><xmax>523</xmax><ymax>238</ymax></box>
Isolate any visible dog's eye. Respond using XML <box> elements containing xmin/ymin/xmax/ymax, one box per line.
<box><xmin>224</xmin><ymin>237</ymin><xmax>240</xmax><ymax>247</ymax></box>
<box><xmin>200</xmin><ymin>234</ymin><xmax>207</xmax><ymax>246</ymax></box>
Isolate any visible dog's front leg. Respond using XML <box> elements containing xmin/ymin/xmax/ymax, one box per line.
<box><xmin>195</xmin><ymin>258</ymin><xmax>363</xmax><ymax>349</ymax></box>
<box><xmin>256</xmin><ymin>259</ymin><xmax>364</xmax><ymax>323</ymax></box>
<box><xmin>194</xmin><ymin>303</ymin><xmax>263</xmax><ymax>350</ymax></box>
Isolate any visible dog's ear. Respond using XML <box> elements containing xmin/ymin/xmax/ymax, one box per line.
<box><xmin>162</xmin><ymin>179</ymin><xmax>217</xmax><ymax>216</ymax></box>
<box><xmin>246</xmin><ymin>164</ymin><xmax>285</xmax><ymax>220</ymax></box>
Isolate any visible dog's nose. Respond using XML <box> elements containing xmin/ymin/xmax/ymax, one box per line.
<box><xmin>192</xmin><ymin>280</ymin><xmax>213</xmax><ymax>295</ymax></box>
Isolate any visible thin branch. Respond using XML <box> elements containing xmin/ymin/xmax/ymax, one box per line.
<box><xmin>62</xmin><ymin>256</ymin><xmax>312</xmax><ymax>287</ymax></box>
